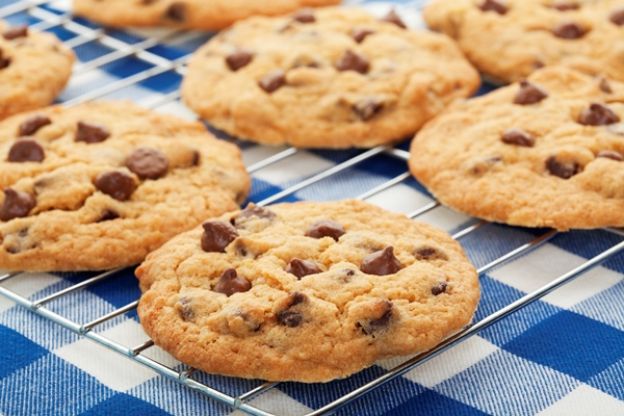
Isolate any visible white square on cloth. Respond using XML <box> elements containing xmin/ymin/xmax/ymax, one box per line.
<box><xmin>537</xmin><ymin>384</ymin><xmax>624</xmax><ymax>416</ymax></box>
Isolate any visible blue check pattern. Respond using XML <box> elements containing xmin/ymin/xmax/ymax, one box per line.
<box><xmin>0</xmin><ymin>1</ymin><xmax>623</xmax><ymax>415</ymax></box>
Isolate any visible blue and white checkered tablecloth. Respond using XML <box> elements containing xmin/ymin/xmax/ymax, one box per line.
<box><xmin>1</xmin><ymin>0</ymin><xmax>623</xmax><ymax>415</ymax></box>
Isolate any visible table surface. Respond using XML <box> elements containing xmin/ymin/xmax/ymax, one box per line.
<box><xmin>0</xmin><ymin>1</ymin><xmax>623</xmax><ymax>415</ymax></box>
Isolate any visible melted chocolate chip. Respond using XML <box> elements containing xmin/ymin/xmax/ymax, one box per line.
<box><xmin>597</xmin><ymin>150</ymin><xmax>624</xmax><ymax>161</ymax></box>
<box><xmin>414</xmin><ymin>246</ymin><xmax>448</xmax><ymax>261</ymax></box>
<box><xmin>359</xmin><ymin>301</ymin><xmax>393</xmax><ymax>335</ymax></box>
<box><xmin>75</xmin><ymin>121</ymin><xmax>110</xmax><ymax>143</ymax></box>
<box><xmin>258</xmin><ymin>70</ymin><xmax>286</xmax><ymax>93</ymax></box>
<box><xmin>292</xmin><ymin>8</ymin><xmax>315</xmax><ymax>23</ymax></box>
<box><xmin>18</xmin><ymin>114</ymin><xmax>51</xmax><ymax>136</ymax></box>
<box><xmin>514</xmin><ymin>81</ymin><xmax>548</xmax><ymax>105</ymax></box>
<box><xmin>125</xmin><ymin>148</ymin><xmax>169</xmax><ymax>180</ymax></box>
<box><xmin>610</xmin><ymin>8</ymin><xmax>624</xmax><ymax>26</ymax></box>
<box><xmin>546</xmin><ymin>156</ymin><xmax>581</xmax><ymax>179</ymax></box>
<box><xmin>578</xmin><ymin>103</ymin><xmax>620</xmax><ymax>126</ymax></box>
<box><xmin>7</xmin><ymin>139</ymin><xmax>45</xmax><ymax>162</ymax></box>
<box><xmin>166</xmin><ymin>2</ymin><xmax>186</xmax><ymax>22</ymax></box>
<box><xmin>361</xmin><ymin>246</ymin><xmax>402</xmax><ymax>276</ymax></box>
<box><xmin>431</xmin><ymin>282</ymin><xmax>448</xmax><ymax>296</ymax></box>
<box><xmin>501</xmin><ymin>128</ymin><xmax>536</xmax><ymax>147</ymax></box>
<box><xmin>550</xmin><ymin>2</ymin><xmax>579</xmax><ymax>11</ymax></box>
<box><xmin>233</xmin><ymin>205</ymin><xmax>276</xmax><ymax>227</ymax></box>
<box><xmin>380</xmin><ymin>9</ymin><xmax>407</xmax><ymax>28</ymax></box>
<box><xmin>2</xmin><ymin>26</ymin><xmax>28</xmax><ymax>40</ymax></box>
<box><xmin>289</xmin><ymin>292</ymin><xmax>307</xmax><ymax>307</ymax></box>
<box><xmin>98</xmin><ymin>209</ymin><xmax>119</xmax><ymax>222</ymax></box>
<box><xmin>335</xmin><ymin>50</ymin><xmax>370</xmax><ymax>74</ymax></box>
<box><xmin>305</xmin><ymin>220</ymin><xmax>345</xmax><ymax>241</ymax></box>
<box><xmin>479</xmin><ymin>0</ymin><xmax>508</xmax><ymax>14</ymax></box>
<box><xmin>178</xmin><ymin>296</ymin><xmax>194</xmax><ymax>321</ymax></box>
<box><xmin>0</xmin><ymin>189</ymin><xmax>36</xmax><ymax>221</ymax></box>
<box><xmin>94</xmin><ymin>171</ymin><xmax>137</xmax><ymax>201</ymax></box>
<box><xmin>286</xmin><ymin>259</ymin><xmax>322</xmax><ymax>279</ymax></box>
<box><xmin>201</xmin><ymin>221</ymin><xmax>238</xmax><ymax>252</ymax></box>
<box><xmin>277</xmin><ymin>310</ymin><xmax>303</xmax><ymax>327</ymax></box>
<box><xmin>213</xmin><ymin>269</ymin><xmax>251</xmax><ymax>297</ymax></box>
<box><xmin>0</xmin><ymin>51</ymin><xmax>10</xmax><ymax>70</ymax></box>
<box><xmin>226</xmin><ymin>50</ymin><xmax>254</xmax><ymax>71</ymax></box>
<box><xmin>353</xmin><ymin>98</ymin><xmax>384</xmax><ymax>121</ymax></box>
<box><xmin>351</xmin><ymin>28</ymin><xmax>375</xmax><ymax>43</ymax></box>
<box><xmin>553</xmin><ymin>22</ymin><xmax>587</xmax><ymax>39</ymax></box>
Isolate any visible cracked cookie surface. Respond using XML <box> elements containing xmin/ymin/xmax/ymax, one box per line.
<box><xmin>182</xmin><ymin>7</ymin><xmax>480</xmax><ymax>148</ymax></box>
<box><xmin>410</xmin><ymin>66</ymin><xmax>624</xmax><ymax>230</ymax></box>
<box><xmin>136</xmin><ymin>200</ymin><xmax>479</xmax><ymax>382</ymax></box>
<box><xmin>0</xmin><ymin>21</ymin><xmax>74</xmax><ymax>120</ymax></box>
<box><xmin>0</xmin><ymin>101</ymin><xmax>250</xmax><ymax>271</ymax></box>
<box><xmin>73</xmin><ymin>0</ymin><xmax>340</xmax><ymax>30</ymax></box>
<box><xmin>424</xmin><ymin>0</ymin><xmax>624</xmax><ymax>83</ymax></box>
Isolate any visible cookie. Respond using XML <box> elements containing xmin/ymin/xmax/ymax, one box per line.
<box><xmin>0</xmin><ymin>101</ymin><xmax>250</xmax><ymax>271</ymax></box>
<box><xmin>424</xmin><ymin>0</ymin><xmax>624</xmax><ymax>83</ymax></box>
<box><xmin>73</xmin><ymin>0</ymin><xmax>340</xmax><ymax>30</ymax></box>
<box><xmin>409</xmin><ymin>66</ymin><xmax>624</xmax><ymax>231</ymax></box>
<box><xmin>0</xmin><ymin>21</ymin><xmax>74</xmax><ymax>120</ymax></box>
<box><xmin>181</xmin><ymin>7</ymin><xmax>480</xmax><ymax>148</ymax></box>
<box><xmin>136</xmin><ymin>200</ymin><xmax>480</xmax><ymax>382</ymax></box>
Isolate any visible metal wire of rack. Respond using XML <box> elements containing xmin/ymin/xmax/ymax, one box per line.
<box><xmin>0</xmin><ymin>1</ymin><xmax>623</xmax><ymax>415</ymax></box>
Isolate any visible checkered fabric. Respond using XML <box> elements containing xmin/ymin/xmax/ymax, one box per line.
<box><xmin>0</xmin><ymin>0</ymin><xmax>623</xmax><ymax>415</ymax></box>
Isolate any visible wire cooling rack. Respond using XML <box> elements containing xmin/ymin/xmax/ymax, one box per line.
<box><xmin>1</xmin><ymin>2</ymin><xmax>624</xmax><ymax>415</ymax></box>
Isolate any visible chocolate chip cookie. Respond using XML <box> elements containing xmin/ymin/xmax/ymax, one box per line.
<box><xmin>410</xmin><ymin>66</ymin><xmax>624</xmax><ymax>230</ymax></box>
<box><xmin>182</xmin><ymin>7</ymin><xmax>480</xmax><ymax>148</ymax></box>
<box><xmin>0</xmin><ymin>101</ymin><xmax>250</xmax><ymax>271</ymax></box>
<box><xmin>424</xmin><ymin>0</ymin><xmax>624</xmax><ymax>83</ymax></box>
<box><xmin>136</xmin><ymin>200</ymin><xmax>479</xmax><ymax>382</ymax></box>
<box><xmin>73</xmin><ymin>0</ymin><xmax>340</xmax><ymax>30</ymax></box>
<box><xmin>0</xmin><ymin>21</ymin><xmax>74</xmax><ymax>120</ymax></box>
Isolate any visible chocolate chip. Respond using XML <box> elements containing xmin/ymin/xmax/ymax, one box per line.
<box><xmin>553</xmin><ymin>22</ymin><xmax>587</xmax><ymax>39</ymax></box>
<box><xmin>610</xmin><ymin>8</ymin><xmax>624</xmax><ymax>26</ymax></box>
<box><xmin>289</xmin><ymin>292</ymin><xmax>307</xmax><ymax>307</ymax></box>
<box><xmin>514</xmin><ymin>81</ymin><xmax>548</xmax><ymax>105</ymax></box>
<box><xmin>258</xmin><ymin>70</ymin><xmax>286</xmax><ymax>93</ymax></box>
<box><xmin>98</xmin><ymin>209</ymin><xmax>119</xmax><ymax>222</ymax></box>
<box><xmin>233</xmin><ymin>205</ymin><xmax>276</xmax><ymax>227</ymax></box>
<box><xmin>18</xmin><ymin>114</ymin><xmax>51</xmax><ymax>136</ymax></box>
<box><xmin>94</xmin><ymin>171</ymin><xmax>137</xmax><ymax>201</ymax></box>
<box><xmin>226</xmin><ymin>50</ymin><xmax>253</xmax><ymax>71</ymax></box>
<box><xmin>380</xmin><ymin>9</ymin><xmax>407</xmax><ymax>28</ymax></box>
<box><xmin>7</xmin><ymin>139</ymin><xmax>45</xmax><ymax>162</ymax></box>
<box><xmin>305</xmin><ymin>220</ymin><xmax>345</xmax><ymax>241</ymax></box>
<box><xmin>201</xmin><ymin>221</ymin><xmax>238</xmax><ymax>252</ymax></box>
<box><xmin>335</xmin><ymin>50</ymin><xmax>370</xmax><ymax>74</ymax></box>
<box><xmin>414</xmin><ymin>246</ymin><xmax>448</xmax><ymax>261</ymax></box>
<box><xmin>0</xmin><ymin>189</ymin><xmax>36</xmax><ymax>221</ymax></box>
<box><xmin>3</xmin><ymin>26</ymin><xmax>28</xmax><ymax>40</ymax></box>
<box><xmin>178</xmin><ymin>296</ymin><xmax>194</xmax><ymax>321</ymax></box>
<box><xmin>351</xmin><ymin>28</ymin><xmax>374</xmax><ymax>43</ymax></box>
<box><xmin>277</xmin><ymin>310</ymin><xmax>303</xmax><ymax>327</ymax></box>
<box><xmin>75</xmin><ymin>121</ymin><xmax>110</xmax><ymax>143</ymax></box>
<box><xmin>431</xmin><ymin>282</ymin><xmax>448</xmax><ymax>296</ymax></box>
<box><xmin>213</xmin><ymin>269</ymin><xmax>251</xmax><ymax>297</ymax></box>
<box><xmin>501</xmin><ymin>128</ymin><xmax>536</xmax><ymax>147</ymax></box>
<box><xmin>578</xmin><ymin>103</ymin><xmax>620</xmax><ymax>126</ymax></box>
<box><xmin>353</xmin><ymin>98</ymin><xmax>384</xmax><ymax>121</ymax></box>
<box><xmin>125</xmin><ymin>148</ymin><xmax>169</xmax><ymax>180</ymax></box>
<box><xmin>292</xmin><ymin>8</ymin><xmax>315</xmax><ymax>23</ymax></box>
<box><xmin>359</xmin><ymin>301</ymin><xmax>393</xmax><ymax>335</ymax></box>
<box><xmin>597</xmin><ymin>150</ymin><xmax>624</xmax><ymax>161</ymax></box>
<box><xmin>361</xmin><ymin>246</ymin><xmax>402</xmax><ymax>276</ymax></box>
<box><xmin>286</xmin><ymin>259</ymin><xmax>322</xmax><ymax>279</ymax></box>
<box><xmin>550</xmin><ymin>2</ymin><xmax>579</xmax><ymax>11</ymax></box>
<box><xmin>599</xmin><ymin>78</ymin><xmax>613</xmax><ymax>94</ymax></box>
<box><xmin>479</xmin><ymin>0</ymin><xmax>508</xmax><ymax>14</ymax></box>
<box><xmin>546</xmin><ymin>156</ymin><xmax>581</xmax><ymax>179</ymax></box>
<box><xmin>0</xmin><ymin>50</ymin><xmax>11</xmax><ymax>70</ymax></box>
<box><xmin>166</xmin><ymin>2</ymin><xmax>186</xmax><ymax>22</ymax></box>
